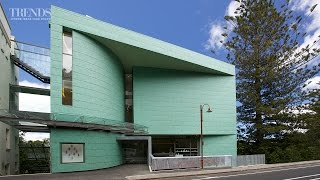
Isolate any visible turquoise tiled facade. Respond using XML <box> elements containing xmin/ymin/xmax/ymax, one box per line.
<box><xmin>50</xmin><ymin>27</ymin><xmax>124</xmax><ymax>119</ymax></box>
<box><xmin>203</xmin><ymin>135</ymin><xmax>237</xmax><ymax>157</ymax></box>
<box><xmin>50</xmin><ymin>9</ymin><xmax>125</xmax><ymax>173</ymax></box>
<box><xmin>49</xmin><ymin>6</ymin><xmax>236</xmax><ymax>173</ymax></box>
<box><xmin>51</xmin><ymin>129</ymin><xmax>122</xmax><ymax>173</ymax></box>
<box><xmin>133</xmin><ymin>67</ymin><xmax>236</xmax><ymax>135</ymax></box>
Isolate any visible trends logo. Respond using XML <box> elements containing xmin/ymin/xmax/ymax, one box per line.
<box><xmin>9</xmin><ymin>8</ymin><xmax>51</xmax><ymax>21</ymax></box>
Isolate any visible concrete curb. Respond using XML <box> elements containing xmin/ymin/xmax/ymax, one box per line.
<box><xmin>126</xmin><ymin>160</ymin><xmax>320</xmax><ymax>180</ymax></box>
<box><xmin>0</xmin><ymin>173</ymin><xmax>51</xmax><ymax>178</ymax></box>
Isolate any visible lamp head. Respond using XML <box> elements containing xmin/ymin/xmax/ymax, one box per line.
<box><xmin>206</xmin><ymin>107</ymin><xmax>213</xmax><ymax>113</ymax></box>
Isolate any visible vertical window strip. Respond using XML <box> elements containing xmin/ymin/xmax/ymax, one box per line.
<box><xmin>62</xmin><ymin>32</ymin><xmax>73</xmax><ymax>105</ymax></box>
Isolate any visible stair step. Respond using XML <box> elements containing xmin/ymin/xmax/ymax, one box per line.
<box><xmin>11</xmin><ymin>55</ymin><xmax>50</xmax><ymax>84</ymax></box>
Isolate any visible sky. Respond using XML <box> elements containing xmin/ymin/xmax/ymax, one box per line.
<box><xmin>1</xmin><ymin>0</ymin><xmax>234</xmax><ymax>85</ymax></box>
<box><xmin>1</xmin><ymin>0</ymin><xmax>319</xmax><ymax>140</ymax></box>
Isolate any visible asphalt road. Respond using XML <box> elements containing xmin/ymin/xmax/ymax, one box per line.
<box><xmin>161</xmin><ymin>163</ymin><xmax>320</xmax><ymax>180</ymax></box>
<box><xmin>2</xmin><ymin>163</ymin><xmax>320</xmax><ymax>180</ymax></box>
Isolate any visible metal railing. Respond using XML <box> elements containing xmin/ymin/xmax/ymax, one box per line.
<box><xmin>51</xmin><ymin>113</ymin><xmax>148</xmax><ymax>134</ymax></box>
<box><xmin>150</xmin><ymin>155</ymin><xmax>232</xmax><ymax>171</ymax></box>
<box><xmin>149</xmin><ymin>154</ymin><xmax>265</xmax><ymax>171</ymax></box>
<box><xmin>20</xmin><ymin>144</ymin><xmax>50</xmax><ymax>174</ymax></box>
<box><xmin>11</xmin><ymin>40</ymin><xmax>50</xmax><ymax>82</ymax></box>
<box><xmin>0</xmin><ymin>109</ymin><xmax>148</xmax><ymax>135</ymax></box>
<box><xmin>236</xmin><ymin>154</ymin><xmax>265</xmax><ymax>166</ymax></box>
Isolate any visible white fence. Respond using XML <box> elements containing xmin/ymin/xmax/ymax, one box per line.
<box><xmin>150</xmin><ymin>154</ymin><xmax>265</xmax><ymax>171</ymax></box>
<box><xmin>236</xmin><ymin>154</ymin><xmax>265</xmax><ymax>166</ymax></box>
<box><xmin>150</xmin><ymin>155</ymin><xmax>232</xmax><ymax>171</ymax></box>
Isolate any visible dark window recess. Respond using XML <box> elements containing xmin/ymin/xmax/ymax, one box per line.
<box><xmin>152</xmin><ymin>136</ymin><xmax>199</xmax><ymax>157</ymax></box>
<box><xmin>125</xmin><ymin>74</ymin><xmax>133</xmax><ymax>123</ymax></box>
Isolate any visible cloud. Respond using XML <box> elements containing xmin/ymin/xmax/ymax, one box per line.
<box><xmin>206</xmin><ymin>1</ymin><xmax>240</xmax><ymax>51</ymax></box>
<box><xmin>18</xmin><ymin>80</ymin><xmax>50</xmax><ymax>113</ymax></box>
<box><xmin>290</xmin><ymin>0</ymin><xmax>320</xmax><ymax>33</ymax></box>
<box><xmin>18</xmin><ymin>80</ymin><xmax>51</xmax><ymax>141</ymax></box>
<box><xmin>24</xmin><ymin>132</ymin><xmax>49</xmax><ymax>141</ymax></box>
<box><xmin>205</xmin><ymin>21</ymin><xmax>226</xmax><ymax>50</ymax></box>
<box><xmin>19</xmin><ymin>80</ymin><xmax>50</xmax><ymax>89</ymax></box>
<box><xmin>226</xmin><ymin>0</ymin><xmax>241</xmax><ymax>17</ymax></box>
<box><xmin>304</xmin><ymin>76</ymin><xmax>320</xmax><ymax>90</ymax></box>
<box><xmin>289</xmin><ymin>0</ymin><xmax>320</xmax><ymax>90</ymax></box>
<box><xmin>290</xmin><ymin>0</ymin><xmax>320</xmax><ymax>66</ymax></box>
<box><xmin>206</xmin><ymin>0</ymin><xmax>320</xmax><ymax>54</ymax></box>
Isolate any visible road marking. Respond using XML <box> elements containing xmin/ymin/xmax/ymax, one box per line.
<box><xmin>192</xmin><ymin>164</ymin><xmax>320</xmax><ymax>180</ymax></box>
<box><xmin>197</xmin><ymin>176</ymin><xmax>210</xmax><ymax>178</ymax></box>
<box><xmin>310</xmin><ymin>177</ymin><xmax>320</xmax><ymax>180</ymax></box>
<box><xmin>283</xmin><ymin>173</ymin><xmax>320</xmax><ymax>180</ymax></box>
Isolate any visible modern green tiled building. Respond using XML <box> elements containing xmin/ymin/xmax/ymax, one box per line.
<box><xmin>48</xmin><ymin>6</ymin><xmax>236</xmax><ymax>172</ymax></box>
<box><xmin>0</xmin><ymin>4</ymin><xmax>236</xmax><ymax>173</ymax></box>
<box><xmin>48</xmin><ymin>6</ymin><xmax>236</xmax><ymax>173</ymax></box>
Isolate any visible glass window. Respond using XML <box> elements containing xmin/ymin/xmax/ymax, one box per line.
<box><xmin>6</xmin><ymin>128</ymin><xmax>10</xmax><ymax>149</ymax></box>
<box><xmin>62</xmin><ymin>54</ymin><xmax>72</xmax><ymax>74</ymax></box>
<box><xmin>152</xmin><ymin>136</ymin><xmax>199</xmax><ymax>157</ymax></box>
<box><xmin>62</xmin><ymin>79</ymin><xmax>72</xmax><ymax>105</ymax></box>
<box><xmin>63</xmin><ymin>34</ymin><xmax>72</xmax><ymax>55</ymax></box>
<box><xmin>125</xmin><ymin>74</ymin><xmax>133</xmax><ymax>123</ymax></box>
<box><xmin>62</xmin><ymin>32</ymin><xmax>73</xmax><ymax>105</ymax></box>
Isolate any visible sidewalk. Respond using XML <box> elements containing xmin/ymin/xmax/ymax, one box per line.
<box><xmin>0</xmin><ymin>164</ymin><xmax>150</xmax><ymax>180</ymax></box>
<box><xmin>126</xmin><ymin>160</ymin><xmax>320</xmax><ymax>180</ymax></box>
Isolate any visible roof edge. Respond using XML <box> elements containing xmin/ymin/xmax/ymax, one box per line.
<box><xmin>51</xmin><ymin>5</ymin><xmax>235</xmax><ymax>75</ymax></box>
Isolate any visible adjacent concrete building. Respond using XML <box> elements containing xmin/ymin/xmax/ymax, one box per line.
<box><xmin>0</xmin><ymin>4</ymin><xmax>19</xmax><ymax>175</ymax></box>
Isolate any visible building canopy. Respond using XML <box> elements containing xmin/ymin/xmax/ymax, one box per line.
<box><xmin>51</xmin><ymin>6</ymin><xmax>235</xmax><ymax>75</ymax></box>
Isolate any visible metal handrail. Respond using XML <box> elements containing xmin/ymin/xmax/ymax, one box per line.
<box><xmin>11</xmin><ymin>40</ymin><xmax>51</xmax><ymax>79</ymax></box>
<box><xmin>2</xmin><ymin>107</ymin><xmax>148</xmax><ymax>134</ymax></box>
<box><xmin>12</xmin><ymin>40</ymin><xmax>49</xmax><ymax>51</ymax></box>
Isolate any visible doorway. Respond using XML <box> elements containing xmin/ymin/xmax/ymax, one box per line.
<box><xmin>122</xmin><ymin>140</ymin><xmax>148</xmax><ymax>164</ymax></box>
<box><xmin>117</xmin><ymin>136</ymin><xmax>151</xmax><ymax>165</ymax></box>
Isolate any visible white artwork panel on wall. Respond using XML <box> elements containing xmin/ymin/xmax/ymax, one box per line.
<box><xmin>61</xmin><ymin>143</ymin><xmax>84</xmax><ymax>163</ymax></box>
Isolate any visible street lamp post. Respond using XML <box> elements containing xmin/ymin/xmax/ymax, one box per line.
<box><xmin>200</xmin><ymin>104</ymin><xmax>213</xmax><ymax>169</ymax></box>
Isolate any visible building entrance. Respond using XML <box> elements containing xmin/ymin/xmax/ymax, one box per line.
<box><xmin>122</xmin><ymin>140</ymin><xmax>148</xmax><ymax>164</ymax></box>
